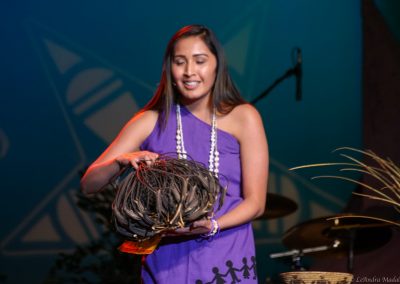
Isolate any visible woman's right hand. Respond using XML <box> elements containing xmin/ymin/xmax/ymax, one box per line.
<box><xmin>115</xmin><ymin>151</ymin><xmax>159</xmax><ymax>169</ymax></box>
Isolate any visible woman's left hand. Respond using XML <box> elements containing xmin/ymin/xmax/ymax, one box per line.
<box><xmin>163</xmin><ymin>219</ymin><xmax>212</xmax><ymax>237</ymax></box>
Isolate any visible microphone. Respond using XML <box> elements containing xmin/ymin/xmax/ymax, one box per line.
<box><xmin>295</xmin><ymin>48</ymin><xmax>302</xmax><ymax>101</ymax></box>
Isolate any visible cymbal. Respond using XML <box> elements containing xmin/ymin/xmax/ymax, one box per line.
<box><xmin>256</xmin><ymin>193</ymin><xmax>298</xmax><ymax>220</ymax></box>
<box><xmin>282</xmin><ymin>214</ymin><xmax>392</xmax><ymax>257</ymax></box>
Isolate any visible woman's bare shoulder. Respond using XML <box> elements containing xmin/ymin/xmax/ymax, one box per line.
<box><xmin>219</xmin><ymin>104</ymin><xmax>263</xmax><ymax>141</ymax></box>
<box><xmin>230</xmin><ymin>103</ymin><xmax>261</xmax><ymax>123</ymax></box>
<box><xmin>116</xmin><ymin>109</ymin><xmax>159</xmax><ymax>144</ymax></box>
<box><xmin>125</xmin><ymin>109</ymin><xmax>158</xmax><ymax>129</ymax></box>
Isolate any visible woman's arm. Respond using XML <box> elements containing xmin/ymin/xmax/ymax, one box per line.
<box><xmin>80</xmin><ymin>110</ymin><xmax>159</xmax><ymax>195</ymax></box>
<box><xmin>210</xmin><ymin>104</ymin><xmax>269</xmax><ymax>229</ymax></box>
<box><xmin>175</xmin><ymin>103</ymin><xmax>269</xmax><ymax>235</ymax></box>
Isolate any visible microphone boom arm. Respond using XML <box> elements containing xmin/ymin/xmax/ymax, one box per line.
<box><xmin>251</xmin><ymin>47</ymin><xmax>302</xmax><ymax>104</ymax></box>
<box><xmin>250</xmin><ymin>67</ymin><xmax>297</xmax><ymax>104</ymax></box>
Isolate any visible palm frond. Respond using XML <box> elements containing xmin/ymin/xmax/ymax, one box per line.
<box><xmin>292</xmin><ymin>147</ymin><xmax>400</xmax><ymax>226</ymax></box>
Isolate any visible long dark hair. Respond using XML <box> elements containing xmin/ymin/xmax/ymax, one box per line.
<box><xmin>143</xmin><ymin>24</ymin><xmax>245</xmax><ymax>127</ymax></box>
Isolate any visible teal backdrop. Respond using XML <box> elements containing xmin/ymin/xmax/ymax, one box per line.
<box><xmin>1</xmin><ymin>0</ymin><xmax>364</xmax><ymax>283</ymax></box>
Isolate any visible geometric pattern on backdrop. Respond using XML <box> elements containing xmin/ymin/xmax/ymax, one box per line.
<box><xmin>1</xmin><ymin>20</ymin><xmax>153</xmax><ymax>255</ymax></box>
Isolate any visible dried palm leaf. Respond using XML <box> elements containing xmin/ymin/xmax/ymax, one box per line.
<box><xmin>290</xmin><ymin>147</ymin><xmax>400</xmax><ymax>227</ymax></box>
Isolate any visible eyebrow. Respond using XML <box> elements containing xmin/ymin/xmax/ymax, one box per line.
<box><xmin>173</xmin><ymin>53</ymin><xmax>209</xmax><ymax>58</ymax></box>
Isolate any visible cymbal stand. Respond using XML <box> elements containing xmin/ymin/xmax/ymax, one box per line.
<box><xmin>347</xmin><ymin>228</ymin><xmax>356</xmax><ymax>273</ymax></box>
<box><xmin>270</xmin><ymin>245</ymin><xmax>330</xmax><ymax>271</ymax></box>
<box><xmin>329</xmin><ymin>224</ymin><xmax>365</xmax><ymax>273</ymax></box>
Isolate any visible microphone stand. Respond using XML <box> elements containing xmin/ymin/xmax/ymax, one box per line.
<box><xmin>250</xmin><ymin>67</ymin><xmax>297</xmax><ymax>105</ymax></box>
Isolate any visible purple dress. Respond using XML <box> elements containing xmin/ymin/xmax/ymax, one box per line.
<box><xmin>140</xmin><ymin>105</ymin><xmax>257</xmax><ymax>283</ymax></box>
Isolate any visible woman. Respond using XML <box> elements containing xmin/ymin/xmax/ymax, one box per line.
<box><xmin>81</xmin><ymin>24</ymin><xmax>269</xmax><ymax>283</ymax></box>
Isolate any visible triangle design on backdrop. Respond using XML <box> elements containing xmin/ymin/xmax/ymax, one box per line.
<box><xmin>1</xmin><ymin>20</ymin><xmax>152</xmax><ymax>255</ymax></box>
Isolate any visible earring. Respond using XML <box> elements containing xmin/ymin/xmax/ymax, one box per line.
<box><xmin>172</xmin><ymin>82</ymin><xmax>177</xmax><ymax>86</ymax></box>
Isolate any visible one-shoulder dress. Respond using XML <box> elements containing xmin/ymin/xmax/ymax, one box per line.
<box><xmin>140</xmin><ymin>105</ymin><xmax>257</xmax><ymax>283</ymax></box>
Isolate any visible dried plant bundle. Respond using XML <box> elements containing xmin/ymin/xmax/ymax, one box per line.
<box><xmin>291</xmin><ymin>147</ymin><xmax>400</xmax><ymax>227</ymax></box>
<box><xmin>112</xmin><ymin>155</ymin><xmax>226</xmax><ymax>241</ymax></box>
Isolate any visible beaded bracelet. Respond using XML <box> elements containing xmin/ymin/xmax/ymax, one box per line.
<box><xmin>201</xmin><ymin>217</ymin><xmax>220</xmax><ymax>239</ymax></box>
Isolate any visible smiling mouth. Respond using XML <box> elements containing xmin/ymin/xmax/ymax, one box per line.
<box><xmin>183</xmin><ymin>81</ymin><xmax>200</xmax><ymax>88</ymax></box>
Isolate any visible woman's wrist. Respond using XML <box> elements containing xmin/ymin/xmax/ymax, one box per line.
<box><xmin>201</xmin><ymin>217</ymin><xmax>220</xmax><ymax>239</ymax></box>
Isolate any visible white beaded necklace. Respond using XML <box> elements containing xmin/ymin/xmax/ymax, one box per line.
<box><xmin>176</xmin><ymin>104</ymin><xmax>219</xmax><ymax>177</ymax></box>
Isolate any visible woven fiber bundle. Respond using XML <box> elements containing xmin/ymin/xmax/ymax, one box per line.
<box><xmin>280</xmin><ymin>271</ymin><xmax>353</xmax><ymax>284</ymax></box>
<box><xmin>112</xmin><ymin>155</ymin><xmax>226</xmax><ymax>242</ymax></box>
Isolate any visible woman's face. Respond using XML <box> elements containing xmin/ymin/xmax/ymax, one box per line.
<box><xmin>171</xmin><ymin>36</ymin><xmax>217</xmax><ymax>105</ymax></box>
